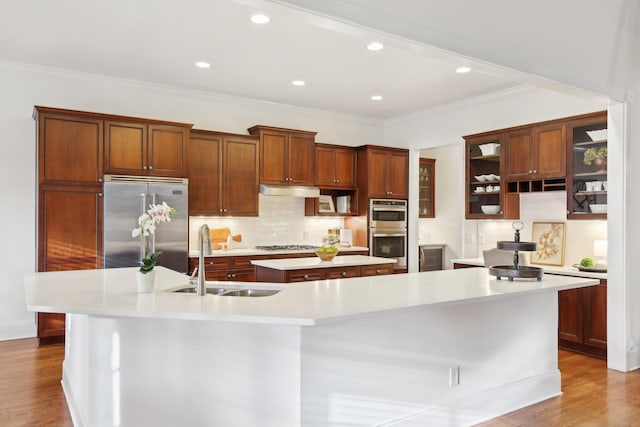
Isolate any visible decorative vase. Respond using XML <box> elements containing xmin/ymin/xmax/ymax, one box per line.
<box><xmin>136</xmin><ymin>269</ymin><xmax>156</xmax><ymax>293</ymax></box>
<box><xmin>593</xmin><ymin>157</ymin><xmax>607</xmax><ymax>172</ymax></box>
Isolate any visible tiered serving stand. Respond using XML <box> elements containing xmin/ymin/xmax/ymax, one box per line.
<box><xmin>488</xmin><ymin>222</ymin><xmax>544</xmax><ymax>281</ymax></box>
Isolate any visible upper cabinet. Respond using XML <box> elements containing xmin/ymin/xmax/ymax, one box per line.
<box><xmin>419</xmin><ymin>158</ymin><xmax>435</xmax><ymax>218</ymax></box>
<box><xmin>357</xmin><ymin>146</ymin><xmax>409</xmax><ymax>200</ymax></box>
<box><xmin>465</xmin><ymin>133</ymin><xmax>504</xmax><ymax>219</ymax></box>
<box><xmin>35</xmin><ymin>108</ymin><xmax>104</xmax><ymax>186</ymax></box>
<box><xmin>188</xmin><ymin>130</ymin><xmax>259</xmax><ymax>216</ymax></box>
<box><xmin>105</xmin><ymin>121</ymin><xmax>189</xmax><ymax>177</ymax></box>
<box><xmin>504</xmin><ymin>124</ymin><xmax>566</xmax><ymax>180</ymax></box>
<box><xmin>567</xmin><ymin>112</ymin><xmax>607</xmax><ymax>219</ymax></box>
<box><xmin>248</xmin><ymin>125</ymin><xmax>316</xmax><ymax>186</ymax></box>
<box><xmin>315</xmin><ymin>144</ymin><xmax>356</xmax><ymax>188</ymax></box>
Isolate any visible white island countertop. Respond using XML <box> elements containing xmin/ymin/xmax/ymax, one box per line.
<box><xmin>251</xmin><ymin>255</ymin><xmax>395</xmax><ymax>270</ymax></box>
<box><xmin>451</xmin><ymin>257</ymin><xmax>607</xmax><ymax>279</ymax></box>
<box><xmin>25</xmin><ymin>266</ymin><xmax>597</xmax><ymax>326</ymax></box>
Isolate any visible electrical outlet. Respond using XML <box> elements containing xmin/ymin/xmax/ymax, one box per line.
<box><xmin>449</xmin><ymin>366</ymin><xmax>460</xmax><ymax>387</ymax></box>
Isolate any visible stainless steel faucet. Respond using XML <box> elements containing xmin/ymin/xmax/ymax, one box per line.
<box><xmin>197</xmin><ymin>224</ymin><xmax>211</xmax><ymax>296</ymax></box>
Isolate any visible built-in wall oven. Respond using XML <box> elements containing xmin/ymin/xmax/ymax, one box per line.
<box><xmin>369</xmin><ymin>199</ymin><xmax>407</xmax><ymax>269</ymax></box>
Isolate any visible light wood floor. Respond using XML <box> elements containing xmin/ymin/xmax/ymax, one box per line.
<box><xmin>1</xmin><ymin>339</ymin><xmax>639</xmax><ymax>426</ymax></box>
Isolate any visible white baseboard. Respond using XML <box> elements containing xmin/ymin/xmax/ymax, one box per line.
<box><xmin>62</xmin><ymin>362</ymin><xmax>87</xmax><ymax>427</ymax></box>
<box><xmin>0</xmin><ymin>319</ymin><xmax>36</xmax><ymax>341</ymax></box>
<box><xmin>627</xmin><ymin>346</ymin><xmax>640</xmax><ymax>371</ymax></box>
<box><xmin>387</xmin><ymin>371</ymin><xmax>562</xmax><ymax>426</ymax></box>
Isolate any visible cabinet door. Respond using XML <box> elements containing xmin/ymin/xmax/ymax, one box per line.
<box><xmin>583</xmin><ymin>280</ymin><xmax>607</xmax><ymax>349</ymax></box>
<box><xmin>288</xmin><ymin>133</ymin><xmax>315</xmax><ymax>185</ymax></box>
<box><xmin>367</xmin><ymin>149</ymin><xmax>391</xmax><ymax>197</ymax></box>
<box><xmin>387</xmin><ymin>151</ymin><xmax>409</xmax><ymax>198</ymax></box>
<box><xmin>558</xmin><ymin>288</ymin><xmax>583</xmax><ymax>344</ymax></box>
<box><xmin>188</xmin><ymin>132</ymin><xmax>222</xmax><ymax>215</ymax></box>
<box><xmin>37</xmin><ymin>313</ymin><xmax>66</xmax><ymax>338</ymax></box>
<box><xmin>260</xmin><ymin>130</ymin><xmax>288</xmax><ymax>184</ymax></box>
<box><xmin>316</xmin><ymin>146</ymin><xmax>337</xmax><ymax>187</ymax></box>
<box><xmin>104</xmin><ymin>121</ymin><xmax>147</xmax><ymax>175</ymax></box>
<box><xmin>148</xmin><ymin>125</ymin><xmax>188</xmax><ymax>177</ymax></box>
<box><xmin>533</xmin><ymin>124</ymin><xmax>565</xmax><ymax>178</ymax></box>
<box><xmin>39</xmin><ymin>186</ymin><xmax>103</xmax><ymax>272</ymax></box>
<box><xmin>335</xmin><ymin>148</ymin><xmax>356</xmax><ymax>188</ymax></box>
<box><xmin>38</xmin><ymin>113</ymin><xmax>103</xmax><ymax>185</ymax></box>
<box><xmin>504</xmin><ymin>129</ymin><xmax>532</xmax><ymax>180</ymax></box>
<box><xmin>223</xmin><ymin>137</ymin><xmax>259</xmax><ymax>216</ymax></box>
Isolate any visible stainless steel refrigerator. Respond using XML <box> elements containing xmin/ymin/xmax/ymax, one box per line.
<box><xmin>104</xmin><ymin>175</ymin><xmax>189</xmax><ymax>273</ymax></box>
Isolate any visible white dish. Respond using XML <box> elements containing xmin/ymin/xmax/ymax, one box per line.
<box><xmin>474</xmin><ymin>187</ymin><xmax>485</xmax><ymax>193</ymax></box>
<box><xmin>487</xmin><ymin>174</ymin><xmax>500</xmax><ymax>182</ymax></box>
<box><xmin>479</xmin><ymin>143</ymin><xmax>500</xmax><ymax>156</ymax></box>
<box><xmin>589</xmin><ymin>204</ymin><xmax>607</xmax><ymax>214</ymax></box>
<box><xmin>481</xmin><ymin>205</ymin><xmax>500</xmax><ymax>215</ymax></box>
<box><xmin>474</xmin><ymin>175</ymin><xmax>488</xmax><ymax>182</ymax></box>
<box><xmin>586</xmin><ymin>129</ymin><xmax>607</xmax><ymax>141</ymax></box>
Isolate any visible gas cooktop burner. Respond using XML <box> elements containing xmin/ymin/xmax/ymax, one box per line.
<box><xmin>255</xmin><ymin>244</ymin><xmax>319</xmax><ymax>251</ymax></box>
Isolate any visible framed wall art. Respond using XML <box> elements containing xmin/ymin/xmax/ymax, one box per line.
<box><xmin>531</xmin><ymin>222</ymin><xmax>566</xmax><ymax>266</ymax></box>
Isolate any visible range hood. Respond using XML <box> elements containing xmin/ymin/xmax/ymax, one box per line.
<box><xmin>259</xmin><ymin>184</ymin><xmax>320</xmax><ymax>197</ymax></box>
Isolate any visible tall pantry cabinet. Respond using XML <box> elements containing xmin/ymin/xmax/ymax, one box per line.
<box><xmin>34</xmin><ymin>107</ymin><xmax>104</xmax><ymax>344</ymax></box>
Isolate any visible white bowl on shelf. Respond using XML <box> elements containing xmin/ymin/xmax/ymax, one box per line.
<box><xmin>589</xmin><ymin>204</ymin><xmax>607</xmax><ymax>214</ymax></box>
<box><xmin>474</xmin><ymin>175</ymin><xmax>488</xmax><ymax>182</ymax></box>
<box><xmin>586</xmin><ymin>129</ymin><xmax>607</xmax><ymax>141</ymax></box>
<box><xmin>479</xmin><ymin>143</ymin><xmax>500</xmax><ymax>156</ymax></box>
<box><xmin>487</xmin><ymin>174</ymin><xmax>500</xmax><ymax>182</ymax></box>
<box><xmin>480</xmin><ymin>205</ymin><xmax>500</xmax><ymax>215</ymax></box>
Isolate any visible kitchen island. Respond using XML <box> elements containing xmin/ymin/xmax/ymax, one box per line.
<box><xmin>25</xmin><ymin>267</ymin><xmax>597</xmax><ymax>426</ymax></box>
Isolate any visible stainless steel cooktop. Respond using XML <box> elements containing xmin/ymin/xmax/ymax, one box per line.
<box><xmin>254</xmin><ymin>245</ymin><xmax>319</xmax><ymax>251</ymax></box>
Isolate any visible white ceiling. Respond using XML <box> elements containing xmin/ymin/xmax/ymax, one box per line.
<box><xmin>0</xmin><ymin>0</ymin><xmax>524</xmax><ymax>120</ymax></box>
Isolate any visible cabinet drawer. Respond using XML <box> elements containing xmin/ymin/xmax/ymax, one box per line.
<box><xmin>325</xmin><ymin>266</ymin><xmax>360</xmax><ymax>279</ymax></box>
<box><xmin>360</xmin><ymin>264</ymin><xmax>394</xmax><ymax>276</ymax></box>
<box><xmin>287</xmin><ymin>270</ymin><xmax>324</xmax><ymax>282</ymax></box>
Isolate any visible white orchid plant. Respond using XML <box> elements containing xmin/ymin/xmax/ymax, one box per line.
<box><xmin>131</xmin><ymin>202</ymin><xmax>176</xmax><ymax>274</ymax></box>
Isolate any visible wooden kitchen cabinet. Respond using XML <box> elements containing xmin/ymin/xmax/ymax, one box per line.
<box><xmin>35</xmin><ymin>108</ymin><xmax>103</xmax><ymax>186</ymax></box>
<box><xmin>315</xmin><ymin>144</ymin><xmax>356</xmax><ymax>188</ymax></box>
<box><xmin>188</xmin><ymin>130</ymin><xmax>259</xmax><ymax>216</ymax></box>
<box><xmin>464</xmin><ymin>133</ymin><xmax>504</xmax><ymax>219</ymax></box>
<box><xmin>248</xmin><ymin>125</ymin><xmax>317</xmax><ymax>186</ymax></box>
<box><xmin>558</xmin><ymin>278</ymin><xmax>607</xmax><ymax>359</ymax></box>
<box><xmin>418</xmin><ymin>158</ymin><xmax>435</xmax><ymax>218</ymax></box>
<box><xmin>356</xmin><ymin>146</ymin><xmax>409</xmax><ymax>202</ymax></box>
<box><xmin>105</xmin><ymin>120</ymin><xmax>189</xmax><ymax>177</ymax></box>
<box><xmin>504</xmin><ymin>123</ymin><xmax>566</xmax><ymax>181</ymax></box>
<box><xmin>567</xmin><ymin>111</ymin><xmax>608</xmax><ymax>219</ymax></box>
<box><xmin>255</xmin><ymin>262</ymin><xmax>394</xmax><ymax>283</ymax></box>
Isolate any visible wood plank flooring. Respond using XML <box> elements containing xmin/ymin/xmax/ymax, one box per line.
<box><xmin>0</xmin><ymin>339</ymin><xmax>638</xmax><ymax>426</ymax></box>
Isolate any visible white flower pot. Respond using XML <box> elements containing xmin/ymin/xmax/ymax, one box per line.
<box><xmin>136</xmin><ymin>269</ymin><xmax>156</xmax><ymax>293</ymax></box>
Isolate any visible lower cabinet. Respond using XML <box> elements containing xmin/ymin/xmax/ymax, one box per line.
<box><xmin>256</xmin><ymin>263</ymin><xmax>395</xmax><ymax>283</ymax></box>
<box><xmin>558</xmin><ymin>279</ymin><xmax>607</xmax><ymax>359</ymax></box>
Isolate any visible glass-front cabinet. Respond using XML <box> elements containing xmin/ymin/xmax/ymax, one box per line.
<box><xmin>567</xmin><ymin>112</ymin><xmax>607</xmax><ymax>219</ymax></box>
<box><xmin>418</xmin><ymin>158</ymin><xmax>435</xmax><ymax>218</ymax></box>
<box><xmin>465</xmin><ymin>133</ymin><xmax>504</xmax><ymax>218</ymax></box>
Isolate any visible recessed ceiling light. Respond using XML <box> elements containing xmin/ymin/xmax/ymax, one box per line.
<box><xmin>456</xmin><ymin>66</ymin><xmax>471</xmax><ymax>74</ymax></box>
<box><xmin>251</xmin><ymin>14</ymin><xmax>270</xmax><ymax>24</ymax></box>
<box><xmin>370</xmin><ymin>95</ymin><xmax>383</xmax><ymax>101</ymax></box>
<box><xmin>292</xmin><ymin>80</ymin><xmax>305</xmax><ymax>86</ymax></box>
<box><xmin>367</xmin><ymin>42</ymin><xmax>384</xmax><ymax>51</ymax></box>
<box><xmin>195</xmin><ymin>61</ymin><xmax>211</xmax><ymax>69</ymax></box>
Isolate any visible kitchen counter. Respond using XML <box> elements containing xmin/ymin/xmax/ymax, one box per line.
<box><xmin>451</xmin><ymin>257</ymin><xmax>607</xmax><ymax>280</ymax></box>
<box><xmin>250</xmin><ymin>254</ymin><xmax>394</xmax><ymax>270</ymax></box>
<box><xmin>188</xmin><ymin>245</ymin><xmax>369</xmax><ymax>258</ymax></box>
<box><xmin>25</xmin><ymin>267</ymin><xmax>597</xmax><ymax>426</ymax></box>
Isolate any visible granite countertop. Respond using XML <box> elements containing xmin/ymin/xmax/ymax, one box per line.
<box><xmin>25</xmin><ymin>266</ymin><xmax>597</xmax><ymax>326</ymax></box>
<box><xmin>451</xmin><ymin>258</ymin><xmax>607</xmax><ymax>280</ymax></box>
<box><xmin>251</xmin><ymin>255</ymin><xmax>395</xmax><ymax>271</ymax></box>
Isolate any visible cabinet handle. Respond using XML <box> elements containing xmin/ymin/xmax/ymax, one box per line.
<box><xmin>149</xmin><ymin>165</ymin><xmax>153</xmax><ymax>170</ymax></box>
<box><xmin>98</xmin><ymin>193</ymin><xmax>103</xmax><ymax>197</ymax></box>
<box><xmin>143</xmin><ymin>166</ymin><xmax>148</xmax><ymax>170</ymax></box>
<box><xmin>98</xmin><ymin>178</ymin><xmax>103</xmax><ymax>182</ymax></box>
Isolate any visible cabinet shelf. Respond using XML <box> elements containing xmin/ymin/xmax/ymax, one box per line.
<box><xmin>419</xmin><ymin>158</ymin><xmax>435</xmax><ymax>218</ymax></box>
<box><xmin>573</xmin><ymin>191</ymin><xmax>607</xmax><ymax>197</ymax></box>
<box><xmin>573</xmin><ymin>171</ymin><xmax>607</xmax><ymax>178</ymax></box>
<box><xmin>469</xmin><ymin>154</ymin><xmax>500</xmax><ymax>161</ymax></box>
<box><xmin>573</xmin><ymin>139</ymin><xmax>607</xmax><ymax>147</ymax></box>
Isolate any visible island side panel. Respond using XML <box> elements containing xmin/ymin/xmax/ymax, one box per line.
<box><xmin>300</xmin><ymin>291</ymin><xmax>560</xmax><ymax>426</ymax></box>
<box><xmin>62</xmin><ymin>314</ymin><xmax>302</xmax><ymax>427</ymax></box>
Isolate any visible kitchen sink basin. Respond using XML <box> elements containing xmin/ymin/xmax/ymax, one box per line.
<box><xmin>171</xmin><ymin>286</ymin><xmax>280</xmax><ymax>297</ymax></box>
<box><xmin>221</xmin><ymin>289</ymin><xmax>280</xmax><ymax>297</ymax></box>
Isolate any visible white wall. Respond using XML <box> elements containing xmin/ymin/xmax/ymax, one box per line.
<box><xmin>0</xmin><ymin>59</ymin><xmax>384</xmax><ymax>340</ymax></box>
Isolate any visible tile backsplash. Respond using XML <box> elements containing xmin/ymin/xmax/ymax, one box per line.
<box><xmin>189</xmin><ymin>195</ymin><xmax>345</xmax><ymax>250</ymax></box>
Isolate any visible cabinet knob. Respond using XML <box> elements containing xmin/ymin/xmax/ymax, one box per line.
<box><xmin>303</xmin><ymin>274</ymin><xmax>309</xmax><ymax>280</ymax></box>
<box><xmin>143</xmin><ymin>166</ymin><xmax>148</xmax><ymax>170</ymax></box>
<box><xmin>98</xmin><ymin>178</ymin><xmax>103</xmax><ymax>182</ymax></box>
<box><xmin>98</xmin><ymin>193</ymin><xmax>103</xmax><ymax>197</ymax></box>
<box><xmin>533</xmin><ymin>169</ymin><xmax>537</xmax><ymax>174</ymax></box>
<box><xmin>376</xmin><ymin>269</ymin><xmax>381</xmax><ymax>274</ymax></box>
<box><xmin>341</xmin><ymin>271</ymin><xmax>347</xmax><ymax>277</ymax></box>
<box><xmin>149</xmin><ymin>165</ymin><xmax>153</xmax><ymax>170</ymax></box>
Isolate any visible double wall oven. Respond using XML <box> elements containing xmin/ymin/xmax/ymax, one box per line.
<box><xmin>369</xmin><ymin>199</ymin><xmax>407</xmax><ymax>269</ymax></box>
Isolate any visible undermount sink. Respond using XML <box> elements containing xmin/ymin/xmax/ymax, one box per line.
<box><xmin>171</xmin><ymin>286</ymin><xmax>280</xmax><ymax>297</ymax></box>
